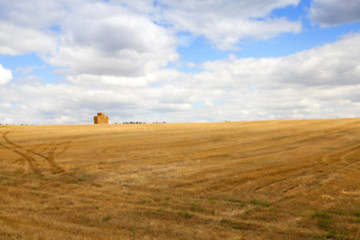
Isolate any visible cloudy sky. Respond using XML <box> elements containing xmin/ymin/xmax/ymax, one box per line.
<box><xmin>0</xmin><ymin>0</ymin><xmax>360</xmax><ymax>124</ymax></box>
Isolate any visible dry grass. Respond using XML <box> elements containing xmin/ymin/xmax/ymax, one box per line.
<box><xmin>1</xmin><ymin>119</ymin><xmax>360</xmax><ymax>239</ymax></box>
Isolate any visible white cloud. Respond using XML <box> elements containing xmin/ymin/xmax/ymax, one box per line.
<box><xmin>163</xmin><ymin>33</ymin><xmax>360</xmax><ymax>121</ymax></box>
<box><xmin>155</xmin><ymin>0</ymin><xmax>302</xmax><ymax>50</ymax></box>
<box><xmin>106</xmin><ymin>0</ymin><xmax>303</xmax><ymax>50</ymax></box>
<box><xmin>46</xmin><ymin>2</ymin><xmax>178</xmax><ymax>77</ymax></box>
<box><xmin>0</xmin><ymin>1</ymin><xmax>177</xmax><ymax>75</ymax></box>
<box><xmin>0</xmin><ymin>0</ymin><xmax>303</xmax><ymax>77</ymax></box>
<box><xmin>0</xmin><ymin>0</ymin><xmax>86</xmax><ymax>28</ymax></box>
<box><xmin>109</xmin><ymin>0</ymin><xmax>157</xmax><ymax>14</ymax></box>
<box><xmin>194</xmin><ymin>33</ymin><xmax>360</xmax><ymax>90</ymax></box>
<box><xmin>2</xmin><ymin>33</ymin><xmax>360</xmax><ymax>124</ymax></box>
<box><xmin>15</xmin><ymin>65</ymin><xmax>46</xmax><ymax>76</ymax></box>
<box><xmin>0</xmin><ymin>22</ymin><xmax>57</xmax><ymax>55</ymax></box>
<box><xmin>0</xmin><ymin>78</ymin><xmax>196</xmax><ymax>124</ymax></box>
<box><xmin>0</xmin><ymin>1</ymin><xmax>62</xmax><ymax>55</ymax></box>
<box><xmin>0</xmin><ymin>64</ymin><xmax>12</xmax><ymax>85</ymax></box>
<box><xmin>0</xmin><ymin>1</ymin><xmax>359</xmax><ymax>124</ymax></box>
<box><xmin>309</xmin><ymin>0</ymin><xmax>360</xmax><ymax>26</ymax></box>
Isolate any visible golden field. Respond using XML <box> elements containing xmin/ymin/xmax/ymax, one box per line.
<box><xmin>0</xmin><ymin>119</ymin><xmax>360</xmax><ymax>239</ymax></box>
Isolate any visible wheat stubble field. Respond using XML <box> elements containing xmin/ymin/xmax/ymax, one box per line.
<box><xmin>0</xmin><ymin>119</ymin><xmax>360</xmax><ymax>240</ymax></box>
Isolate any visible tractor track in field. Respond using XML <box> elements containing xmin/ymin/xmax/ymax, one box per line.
<box><xmin>0</xmin><ymin>130</ymin><xmax>71</xmax><ymax>176</ymax></box>
<box><xmin>250</xmin><ymin>145</ymin><xmax>360</xmax><ymax>197</ymax></box>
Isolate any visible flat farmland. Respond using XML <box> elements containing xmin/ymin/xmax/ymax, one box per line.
<box><xmin>0</xmin><ymin>119</ymin><xmax>360</xmax><ymax>239</ymax></box>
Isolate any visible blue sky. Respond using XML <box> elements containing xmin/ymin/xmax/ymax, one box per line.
<box><xmin>0</xmin><ymin>0</ymin><xmax>360</xmax><ymax>124</ymax></box>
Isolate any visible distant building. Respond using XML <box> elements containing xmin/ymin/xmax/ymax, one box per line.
<box><xmin>94</xmin><ymin>112</ymin><xmax>109</xmax><ymax>124</ymax></box>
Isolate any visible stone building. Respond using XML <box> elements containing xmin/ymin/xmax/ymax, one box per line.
<box><xmin>94</xmin><ymin>112</ymin><xmax>109</xmax><ymax>124</ymax></box>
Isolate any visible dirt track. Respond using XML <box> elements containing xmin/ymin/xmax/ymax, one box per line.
<box><xmin>0</xmin><ymin>119</ymin><xmax>360</xmax><ymax>239</ymax></box>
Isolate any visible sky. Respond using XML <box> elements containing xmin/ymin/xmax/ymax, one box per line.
<box><xmin>0</xmin><ymin>0</ymin><xmax>360</xmax><ymax>124</ymax></box>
